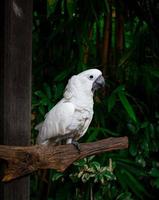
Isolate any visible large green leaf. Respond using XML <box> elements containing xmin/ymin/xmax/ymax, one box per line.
<box><xmin>66</xmin><ymin>0</ymin><xmax>75</xmax><ymax>18</ymax></box>
<box><xmin>122</xmin><ymin>169</ymin><xmax>150</xmax><ymax>199</ymax></box>
<box><xmin>107</xmin><ymin>92</ymin><xmax>116</xmax><ymax>112</ymax></box>
<box><xmin>43</xmin><ymin>83</ymin><xmax>52</xmax><ymax>99</ymax></box>
<box><xmin>118</xmin><ymin>91</ymin><xmax>137</xmax><ymax>123</ymax></box>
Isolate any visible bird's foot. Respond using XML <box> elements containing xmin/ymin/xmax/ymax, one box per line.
<box><xmin>72</xmin><ymin>141</ymin><xmax>80</xmax><ymax>153</ymax></box>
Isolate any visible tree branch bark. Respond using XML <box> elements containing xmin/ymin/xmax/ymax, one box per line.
<box><xmin>0</xmin><ymin>136</ymin><xmax>128</xmax><ymax>182</ymax></box>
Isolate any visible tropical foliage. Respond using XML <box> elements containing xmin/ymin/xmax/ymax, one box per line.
<box><xmin>31</xmin><ymin>0</ymin><xmax>159</xmax><ymax>199</ymax></box>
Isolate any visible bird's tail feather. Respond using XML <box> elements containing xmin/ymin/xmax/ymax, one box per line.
<box><xmin>35</xmin><ymin>122</ymin><xmax>43</xmax><ymax>131</ymax></box>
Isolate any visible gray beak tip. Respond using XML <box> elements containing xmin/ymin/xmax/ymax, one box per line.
<box><xmin>92</xmin><ymin>75</ymin><xmax>105</xmax><ymax>92</ymax></box>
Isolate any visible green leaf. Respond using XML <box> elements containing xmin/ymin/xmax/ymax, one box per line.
<box><xmin>39</xmin><ymin>98</ymin><xmax>50</xmax><ymax>106</ymax></box>
<box><xmin>47</xmin><ymin>0</ymin><xmax>59</xmax><ymax>17</ymax></box>
<box><xmin>43</xmin><ymin>83</ymin><xmax>52</xmax><ymax>99</ymax></box>
<box><xmin>116</xmin><ymin>192</ymin><xmax>133</xmax><ymax>200</ymax></box>
<box><xmin>123</xmin><ymin>169</ymin><xmax>149</xmax><ymax>198</ymax></box>
<box><xmin>116</xmin><ymin>170</ymin><xmax>128</xmax><ymax>190</ymax></box>
<box><xmin>107</xmin><ymin>93</ymin><xmax>116</xmax><ymax>112</ymax></box>
<box><xmin>149</xmin><ymin>68</ymin><xmax>159</xmax><ymax>78</ymax></box>
<box><xmin>86</xmin><ymin>128</ymin><xmax>99</xmax><ymax>141</ymax></box>
<box><xmin>38</xmin><ymin>105</ymin><xmax>45</xmax><ymax>116</ymax></box>
<box><xmin>34</xmin><ymin>90</ymin><xmax>46</xmax><ymax>98</ymax></box>
<box><xmin>150</xmin><ymin>168</ymin><xmax>159</xmax><ymax>178</ymax></box>
<box><xmin>153</xmin><ymin>178</ymin><xmax>159</xmax><ymax>189</ymax></box>
<box><xmin>116</xmin><ymin>160</ymin><xmax>146</xmax><ymax>177</ymax></box>
<box><xmin>127</xmin><ymin>123</ymin><xmax>136</xmax><ymax>134</ymax></box>
<box><xmin>103</xmin><ymin>128</ymin><xmax>120</xmax><ymax>136</ymax></box>
<box><xmin>54</xmin><ymin>68</ymin><xmax>72</xmax><ymax>82</ymax></box>
<box><xmin>66</xmin><ymin>0</ymin><xmax>75</xmax><ymax>18</ymax></box>
<box><xmin>129</xmin><ymin>142</ymin><xmax>137</xmax><ymax>156</ymax></box>
<box><xmin>92</xmin><ymin>161</ymin><xmax>101</xmax><ymax>170</ymax></box>
<box><xmin>52</xmin><ymin>172</ymin><xmax>63</xmax><ymax>181</ymax></box>
<box><xmin>118</xmin><ymin>91</ymin><xmax>137</xmax><ymax>123</ymax></box>
<box><xmin>54</xmin><ymin>83</ymin><xmax>64</xmax><ymax>99</ymax></box>
<box><xmin>140</xmin><ymin>121</ymin><xmax>149</xmax><ymax>129</ymax></box>
<box><xmin>103</xmin><ymin>0</ymin><xmax>110</xmax><ymax>13</ymax></box>
<box><xmin>73</xmin><ymin>159</ymin><xmax>86</xmax><ymax>167</ymax></box>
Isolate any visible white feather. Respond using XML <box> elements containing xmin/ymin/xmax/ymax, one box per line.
<box><xmin>36</xmin><ymin>69</ymin><xmax>104</xmax><ymax>145</ymax></box>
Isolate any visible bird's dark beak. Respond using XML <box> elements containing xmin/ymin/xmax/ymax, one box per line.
<box><xmin>92</xmin><ymin>75</ymin><xmax>105</xmax><ymax>92</ymax></box>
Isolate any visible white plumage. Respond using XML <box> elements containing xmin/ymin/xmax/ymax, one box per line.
<box><xmin>35</xmin><ymin>69</ymin><xmax>105</xmax><ymax>146</ymax></box>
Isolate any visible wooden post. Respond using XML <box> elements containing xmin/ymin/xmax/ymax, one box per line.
<box><xmin>0</xmin><ymin>0</ymin><xmax>32</xmax><ymax>199</ymax></box>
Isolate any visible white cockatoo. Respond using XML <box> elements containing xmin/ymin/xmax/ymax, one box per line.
<box><xmin>35</xmin><ymin>69</ymin><xmax>105</xmax><ymax>150</ymax></box>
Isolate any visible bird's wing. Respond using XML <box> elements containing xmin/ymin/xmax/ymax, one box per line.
<box><xmin>36</xmin><ymin>100</ymin><xmax>75</xmax><ymax>144</ymax></box>
<box><xmin>66</xmin><ymin>108</ymin><xmax>93</xmax><ymax>141</ymax></box>
<box><xmin>36</xmin><ymin>99</ymin><xmax>93</xmax><ymax>144</ymax></box>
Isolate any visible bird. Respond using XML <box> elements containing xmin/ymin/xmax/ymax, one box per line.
<box><xmin>35</xmin><ymin>69</ymin><xmax>105</xmax><ymax>151</ymax></box>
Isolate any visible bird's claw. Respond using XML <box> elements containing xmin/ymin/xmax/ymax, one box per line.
<box><xmin>72</xmin><ymin>141</ymin><xmax>80</xmax><ymax>153</ymax></box>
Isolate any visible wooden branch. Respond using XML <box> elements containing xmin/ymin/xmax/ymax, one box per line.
<box><xmin>0</xmin><ymin>137</ymin><xmax>128</xmax><ymax>182</ymax></box>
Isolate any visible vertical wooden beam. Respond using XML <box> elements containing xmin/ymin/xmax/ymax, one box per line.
<box><xmin>0</xmin><ymin>0</ymin><xmax>32</xmax><ymax>200</ymax></box>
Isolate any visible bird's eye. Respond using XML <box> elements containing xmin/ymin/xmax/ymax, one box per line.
<box><xmin>89</xmin><ymin>75</ymin><xmax>94</xmax><ymax>79</ymax></box>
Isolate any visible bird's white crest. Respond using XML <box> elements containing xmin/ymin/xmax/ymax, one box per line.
<box><xmin>35</xmin><ymin>69</ymin><xmax>105</xmax><ymax>145</ymax></box>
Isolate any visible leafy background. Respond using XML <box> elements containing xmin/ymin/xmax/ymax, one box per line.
<box><xmin>31</xmin><ymin>0</ymin><xmax>159</xmax><ymax>199</ymax></box>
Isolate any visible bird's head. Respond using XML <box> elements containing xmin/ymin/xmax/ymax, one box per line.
<box><xmin>77</xmin><ymin>69</ymin><xmax>105</xmax><ymax>93</ymax></box>
<box><xmin>64</xmin><ymin>69</ymin><xmax>105</xmax><ymax>100</ymax></box>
